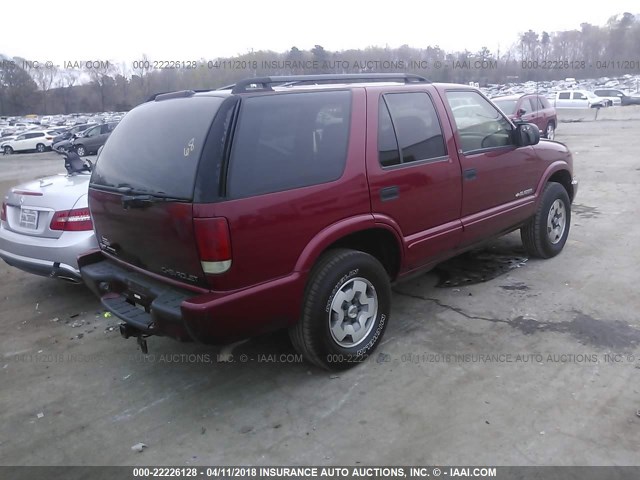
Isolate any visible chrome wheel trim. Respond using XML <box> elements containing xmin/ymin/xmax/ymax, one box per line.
<box><xmin>329</xmin><ymin>277</ymin><xmax>378</xmax><ymax>348</ymax></box>
<box><xmin>547</xmin><ymin>199</ymin><xmax>566</xmax><ymax>244</ymax></box>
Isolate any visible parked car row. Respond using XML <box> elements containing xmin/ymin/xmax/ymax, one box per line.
<box><xmin>482</xmin><ymin>73</ymin><xmax>640</xmax><ymax>101</ymax></box>
<box><xmin>1</xmin><ymin>74</ymin><xmax>578</xmax><ymax>370</ymax></box>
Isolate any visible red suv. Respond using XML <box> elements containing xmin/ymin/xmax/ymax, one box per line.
<box><xmin>492</xmin><ymin>94</ymin><xmax>557</xmax><ymax>141</ymax></box>
<box><xmin>80</xmin><ymin>74</ymin><xmax>577</xmax><ymax>370</ymax></box>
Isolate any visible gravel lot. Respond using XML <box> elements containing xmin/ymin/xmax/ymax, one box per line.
<box><xmin>1</xmin><ymin>122</ymin><xmax>639</xmax><ymax>466</ymax></box>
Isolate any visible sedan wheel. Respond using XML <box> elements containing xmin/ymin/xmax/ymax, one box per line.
<box><xmin>545</xmin><ymin>123</ymin><xmax>555</xmax><ymax>141</ymax></box>
<box><xmin>3</xmin><ymin>146</ymin><xmax>13</xmax><ymax>155</ymax></box>
<box><xmin>76</xmin><ymin>145</ymin><xmax>86</xmax><ymax>156</ymax></box>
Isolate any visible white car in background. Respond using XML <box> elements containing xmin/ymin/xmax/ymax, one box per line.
<box><xmin>1</xmin><ymin>130</ymin><xmax>58</xmax><ymax>154</ymax></box>
<box><xmin>553</xmin><ymin>90</ymin><xmax>608</xmax><ymax>109</ymax></box>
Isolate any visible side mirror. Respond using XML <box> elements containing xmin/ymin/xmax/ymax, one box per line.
<box><xmin>516</xmin><ymin>108</ymin><xmax>526</xmax><ymax>117</ymax></box>
<box><xmin>515</xmin><ymin>122</ymin><xmax>540</xmax><ymax>146</ymax></box>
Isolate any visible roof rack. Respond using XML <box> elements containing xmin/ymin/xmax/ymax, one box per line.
<box><xmin>228</xmin><ymin>73</ymin><xmax>430</xmax><ymax>94</ymax></box>
<box><xmin>145</xmin><ymin>89</ymin><xmax>214</xmax><ymax>102</ymax></box>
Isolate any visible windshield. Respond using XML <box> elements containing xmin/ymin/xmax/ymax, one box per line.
<box><xmin>493</xmin><ymin>99</ymin><xmax>518</xmax><ymax>115</ymax></box>
<box><xmin>91</xmin><ymin>95</ymin><xmax>225</xmax><ymax>199</ymax></box>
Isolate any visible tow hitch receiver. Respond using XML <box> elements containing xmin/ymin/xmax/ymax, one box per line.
<box><xmin>119</xmin><ymin>323</ymin><xmax>149</xmax><ymax>354</ymax></box>
<box><xmin>136</xmin><ymin>336</ymin><xmax>149</xmax><ymax>354</ymax></box>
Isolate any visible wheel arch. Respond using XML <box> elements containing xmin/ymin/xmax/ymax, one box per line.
<box><xmin>536</xmin><ymin>162</ymin><xmax>575</xmax><ymax>203</ymax></box>
<box><xmin>294</xmin><ymin>216</ymin><xmax>404</xmax><ymax>281</ymax></box>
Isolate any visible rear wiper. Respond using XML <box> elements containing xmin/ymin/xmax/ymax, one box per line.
<box><xmin>121</xmin><ymin>193</ymin><xmax>188</xmax><ymax>209</ymax></box>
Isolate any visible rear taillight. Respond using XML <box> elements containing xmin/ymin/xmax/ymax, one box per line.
<box><xmin>50</xmin><ymin>207</ymin><xmax>93</xmax><ymax>231</ymax></box>
<box><xmin>45</xmin><ymin>136</ymin><xmax>53</xmax><ymax>140</ymax></box>
<box><xmin>194</xmin><ymin>217</ymin><xmax>232</xmax><ymax>274</ymax></box>
<box><xmin>1</xmin><ymin>202</ymin><xmax>6</xmax><ymax>222</ymax></box>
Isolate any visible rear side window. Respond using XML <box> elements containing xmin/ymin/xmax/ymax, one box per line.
<box><xmin>92</xmin><ymin>96</ymin><xmax>224</xmax><ymax>199</ymax></box>
<box><xmin>377</xmin><ymin>92</ymin><xmax>446</xmax><ymax>167</ymax></box>
<box><xmin>537</xmin><ymin>97</ymin><xmax>549</xmax><ymax>109</ymax></box>
<box><xmin>523</xmin><ymin>97</ymin><xmax>537</xmax><ymax>112</ymax></box>
<box><xmin>558</xmin><ymin>92</ymin><xmax>570</xmax><ymax>100</ymax></box>
<box><xmin>227</xmin><ymin>91</ymin><xmax>351</xmax><ymax>198</ymax></box>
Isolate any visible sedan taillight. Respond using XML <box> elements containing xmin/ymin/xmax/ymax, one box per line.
<box><xmin>50</xmin><ymin>208</ymin><xmax>93</xmax><ymax>231</ymax></box>
<box><xmin>1</xmin><ymin>202</ymin><xmax>6</xmax><ymax>222</ymax></box>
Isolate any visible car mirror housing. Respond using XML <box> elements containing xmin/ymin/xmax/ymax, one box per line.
<box><xmin>516</xmin><ymin>108</ymin><xmax>526</xmax><ymax>117</ymax></box>
<box><xmin>515</xmin><ymin>122</ymin><xmax>540</xmax><ymax>146</ymax></box>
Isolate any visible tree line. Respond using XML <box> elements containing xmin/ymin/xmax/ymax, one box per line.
<box><xmin>1</xmin><ymin>12</ymin><xmax>639</xmax><ymax>116</ymax></box>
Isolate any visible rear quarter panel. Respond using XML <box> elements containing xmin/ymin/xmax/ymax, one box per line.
<box><xmin>194</xmin><ymin>88</ymin><xmax>371</xmax><ymax>292</ymax></box>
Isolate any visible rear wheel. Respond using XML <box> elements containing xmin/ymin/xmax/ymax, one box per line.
<box><xmin>544</xmin><ymin>122</ymin><xmax>555</xmax><ymax>141</ymax></box>
<box><xmin>3</xmin><ymin>146</ymin><xmax>13</xmax><ymax>155</ymax></box>
<box><xmin>76</xmin><ymin>145</ymin><xmax>86</xmax><ymax>156</ymax></box>
<box><xmin>289</xmin><ymin>249</ymin><xmax>391</xmax><ymax>370</ymax></box>
<box><xmin>521</xmin><ymin>182</ymin><xmax>571</xmax><ymax>258</ymax></box>
<box><xmin>36</xmin><ymin>143</ymin><xmax>46</xmax><ymax>153</ymax></box>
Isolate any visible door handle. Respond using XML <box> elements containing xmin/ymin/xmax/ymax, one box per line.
<box><xmin>463</xmin><ymin>168</ymin><xmax>477</xmax><ymax>181</ymax></box>
<box><xmin>380</xmin><ymin>186</ymin><xmax>399</xmax><ymax>202</ymax></box>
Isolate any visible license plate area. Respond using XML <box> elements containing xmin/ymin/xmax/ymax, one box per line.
<box><xmin>125</xmin><ymin>281</ymin><xmax>153</xmax><ymax>313</ymax></box>
<box><xmin>19</xmin><ymin>208</ymin><xmax>39</xmax><ymax>229</ymax></box>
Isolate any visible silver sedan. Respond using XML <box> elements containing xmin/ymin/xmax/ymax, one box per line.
<box><xmin>0</xmin><ymin>164</ymin><xmax>96</xmax><ymax>283</ymax></box>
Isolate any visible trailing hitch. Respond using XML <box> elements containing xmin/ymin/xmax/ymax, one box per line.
<box><xmin>119</xmin><ymin>323</ymin><xmax>150</xmax><ymax>354</ymax></box>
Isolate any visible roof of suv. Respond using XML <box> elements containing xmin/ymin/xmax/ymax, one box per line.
<box><xmin>146</xmin><ymin>74</ymin><xmax>485</xmax><ymax>105</ymax></box>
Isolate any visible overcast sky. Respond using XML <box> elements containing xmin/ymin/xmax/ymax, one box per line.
<box><xmin>2</xmin><ymin>0</ymin><xmax>638</xmax><ymax>66</ymax></box>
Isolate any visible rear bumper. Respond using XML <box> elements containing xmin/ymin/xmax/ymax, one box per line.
<box><xmin>0</xmin><ymin>225</ymin><xmax>96</xmax><ymax>281</ymax></box>
<box><xmin>79</xmin><ymin>252</ymin><xmax>306</xmax><ymax>344</ymax></box>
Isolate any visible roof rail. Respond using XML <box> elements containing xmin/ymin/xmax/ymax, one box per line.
<box><xmin>145</xmin><ymin>89</ymin><xmax>214</xmax><ymax>102</ymax></box>
<box><xmin>229</xmin><ymin>73</ymin><xmax>430</xmax><ymax>94</ymax></box>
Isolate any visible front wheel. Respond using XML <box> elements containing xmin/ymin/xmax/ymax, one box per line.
<box><xmin>289</xmin><ymin>249</ymin><xmax>391</xmax><ymax>370</ymax></box>
<box><xmin>75</xmin><ymin>145</ymin><xmax>86</xmax><ymax>156</ymax></box>
<box><xmin>521</xmin><ymin>182</ymin><xmax>571</xmax><ymax>258</ymax></box>
<box><xmin>3</xmin><ymin>146</ymin><xmax>13</xmax><ymax>155</ymax></box>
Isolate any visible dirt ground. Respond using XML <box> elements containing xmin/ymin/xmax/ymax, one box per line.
<box><xmin>0</xmin><ymin>122</ymin><xmax>639</xmax><ymax>466</ymax></box>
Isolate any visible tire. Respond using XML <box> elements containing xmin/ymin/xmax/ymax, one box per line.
<box><xmin>521</xmin><ymin>182</ymin><xmax>571</xmax><ymax>259</ymax></box>
<box><xmin>3</xmin><ymin>146</ymin><xmax>13</xmax><ymax>155</ymax></box>
<box><xmin>76</xmin><ymin>145</ymin><xmax>86</xmax><ymax>156</ymax></box>
<box><xmin>289</xmin><ymin>249</ymin><xmax>391</xmax><ymax>371</ymax></box>
<box><xmin>36</xmin><ymin>143</ymin><xmax>45</xmax><ymax>153</ymax></box>
<box><xmin>544</xmin><ymin>122</ymin><xmax>555</xmax><ymax>141</ymax></box>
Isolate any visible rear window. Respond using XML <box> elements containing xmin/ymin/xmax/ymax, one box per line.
<box><xmin>91</xmin><ymin>96</ymin><xmax>224</xmax><ymax>199</ymax></box>
<box><xmin>227</xmin><ymin>91</ymin><xmax>351</xmax><ymax>199</ymax></box>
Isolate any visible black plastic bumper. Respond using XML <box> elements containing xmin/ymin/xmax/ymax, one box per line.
<box><xmin>80</xmin><ymin>258</ymin><xmax>194</xmax><ymax>338</ymax></box>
